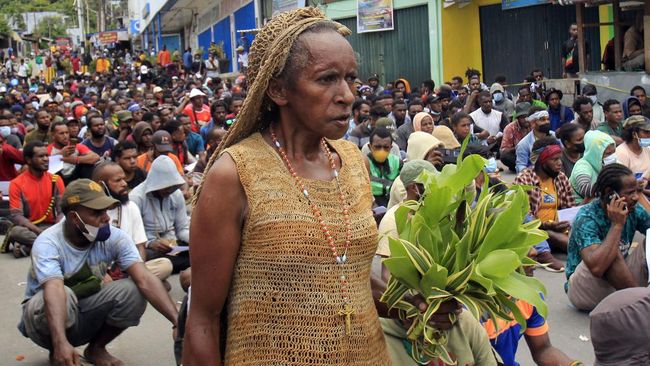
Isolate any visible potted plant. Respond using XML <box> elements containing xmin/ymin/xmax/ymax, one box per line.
<box><xmin>381</xmin><ymin>143</ymin><xmax>548</xmax><ymax>364</ymax></box>
<box><xmin>208</xmin><ymin>41</ymin><xmax>229</xmax><ymax>72</ymax></box>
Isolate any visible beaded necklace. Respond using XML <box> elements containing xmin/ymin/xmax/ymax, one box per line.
<box><xmin>269</xmin><ymin>126</ymin><xmax>356</xmax><ymax>335</ymax></box>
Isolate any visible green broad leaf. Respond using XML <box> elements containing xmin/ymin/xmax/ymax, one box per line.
<box><xmin>407</xmin><ymin>316</ymin><xmax>426</xmax><ymax>341</ymax></box>
<box><xmin>395</xmin><ymin>205</ymin><xmax>412</xmax><ymax>240</ymax></box>
<box><xmin>457</xmin><ymin>133</ymin><xmax>471</xmax><ymax>166</ymax></box>
<box><xmin>492</xmin><ymin>272</ymin><xmax>548</xmax><ymax>319</ymax></box>
<box><xmin>447</xmin><ymin>261</ymin><xmax>475</xmax><ymax>292</ymax></box>
<box><xmin>420</xmin><ymin>263</ymin><xmax>449</xmax><ymax>297</ymax></box>
<box><xmin>380</xmin><ymin>279</ymin><xmax>410</xmax><ymax>309</ymax></box>
<box><xmin>454</xmin><ymin>231</ymin><xmax>474</xmax><ymax>272</ymax></box>
<box><xmin>439</xmin><ymin>154</ymin><xmax>486</xmax><ymax>189</ymax></box>
<box><xmin>393</xmin><ymin>300</ymin><xmax>419</xmax><ymax>319</ymax></box>
<box><xmin>388</xmin><ymin>237</ymin><xmax>409</xmax><ymax>258</ymax></box>
<box><xmin>476</xmin><ymin>249</ymin><xmax>521</xmax><ymax>279</ymax></box>
<box><xmin>383</xmin><ymin>257</ymin><xmax>421</xmax><ymax>291</ymax></box>
<box><xmin>495</xmin><ymin>293</ymin><xmax>528</xmax><ymax>334</ymax></box>
<box><xmin>416</xmin><ymin>223</ymin><xmax>441</xmax><ymax>262</ymax></box>
<box><xmin>420</xmin><ymin>185</ymin><xmax>454</xmax><ymax>224</ymax></box>
<box><xmin>426</xmin><ymin>288</ymin><xmax>454</xmax><ymax>301</ymax></box>
<box><xmin>468</xmin><ymin>272</ymin><xmax>496</xmax><ymax>295</ymax></box>
<box><xmin>476</xmin><ymin>189</ymin><xmax>527</xmax><ymax>261</ymax></box>
<box><xmin>468</xmin><ymin>192</ymin><xmax>493</xmax><ymax>251</ymax></box>
<box><xmin>455</xmin><ymin>293</ymin><xmax>484</xmax><ymax>320</ymax></box>
<box><xmin>401</xmin><ymin>239</ymin><xmax>433</xmax><ymax>275</ymax></box>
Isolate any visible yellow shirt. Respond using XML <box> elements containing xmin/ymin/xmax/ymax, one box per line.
<box><xmin>538</xmin><ymin>177</ymin><xmax>558</xmax><ymax>223</ymax></box>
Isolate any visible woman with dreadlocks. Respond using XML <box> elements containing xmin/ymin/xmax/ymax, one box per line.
<box><xmin>182</xmin><ymin>8</ymin><xmax>391</xmax><ymax>365</ymax></box>
<box><xmin>565</xmin><ymin>163</ymin><xmax>649</xmax><ymax>312</ymax></box>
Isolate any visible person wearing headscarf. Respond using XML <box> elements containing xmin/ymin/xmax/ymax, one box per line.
<box><xmin>569</xmin><ymin>130</ymin><xmax>616</xmax><ymax>204</ymax></box>
<box><xmin>393</xmin><ymin>78</ymin><xmax>411</xmax><ymax>95</ymax></box>
<box><xmin>184</xmin><ymin>8</ymin><xmax>395</xmax><ymax>365</ymax></box>
<box><xmin>131</xmin><ymin>121</ymin><xmax>153</xmax><ymax>155</ymax></box>
<box><xmin>412</xmin><ymin>111</ymin><xmax>434</xmax><ymax>133</ymax></box>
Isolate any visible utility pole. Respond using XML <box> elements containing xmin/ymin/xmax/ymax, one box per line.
<box><xmin>75</xmin><ymin>0</ymin><xmax>86</xmax><ymax>47</ymax></box>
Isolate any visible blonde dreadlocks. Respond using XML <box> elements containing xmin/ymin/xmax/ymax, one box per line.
<box><xmin>193</xmin><ymin>7</ymin><xmax>351</xmax><ymax>203</ymax></box>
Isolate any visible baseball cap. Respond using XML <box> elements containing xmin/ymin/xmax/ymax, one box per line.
<box><xmin>140</xmin><ymin>65</ymin><xmax>149</xmax><ymax>74</ymax></box>
<box><xmin>400</xmin><ymin>159</ymin><xmax>436</xmax><ymax>186</ymax></box>
<box><xmin>189</xmin><ymin>88</ymin><xmax>206</xmax><ymax>99</ymax></box>
<box><xmin>515</xmin><ymin>102</ymin><xmax>531</xmax><ymax>118</ymax></box>
<box><xmin>489</xmin><ymin>82</ymin><xmax>505</xmax><ymax>94</ymax></box>
<box><xmin>623</xmin><ymin>115</ymin><xmax>650</xmax><ymax>131</ymax></box>
<box><xmin>152</xmin><ymin>130</ymin><xmax>174</xmax><ymax>153</ymax></box>
<box><xmin>116</xmin><ymin>110</ymin><xmax>133</xmax><ymax>122</ymax></box>
<box><xmin>62</xmin><ymin>179</ymin><xmax>119</xmax><ymax>211</ymax></box>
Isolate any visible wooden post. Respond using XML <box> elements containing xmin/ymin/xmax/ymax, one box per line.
<box><xmin>576</xmin><ymin>3</ymin><xmax>586</xmax><ymax>74</ymax></box>
<box><xmin>613</xmin><ymin>0</ymin><xmax>622</xmax><ymax>71</ymax></box>
<box><xmin>643</xmin><ymin>1</ymin><xmax>650</xmax><ymax>75</ymax></box>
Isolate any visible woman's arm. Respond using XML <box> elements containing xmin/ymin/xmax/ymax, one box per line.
<box><xmin>182</xmin><ymin>153</ymin><xmax>246</xmax><ymax>366</ymax></box>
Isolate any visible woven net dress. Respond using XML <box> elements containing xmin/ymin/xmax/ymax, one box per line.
<box><xmin>222</xmin><ymin>133</ymin><xmax>391</xmax><ymax>365</ymax></box>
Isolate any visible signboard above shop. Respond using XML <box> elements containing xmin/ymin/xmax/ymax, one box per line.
<box><xmin>502</xmin><ymin>0</ymin><xmax>549</xmax><ymax>10</ymax></box>
<box><xmin>357</xmin><ymin>0</ymin><xmax>394</xmax><ymax>33</ymax></box>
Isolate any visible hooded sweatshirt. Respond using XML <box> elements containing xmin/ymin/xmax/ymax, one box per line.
<box><xmin>621</xmin><ymin>96</ymin><xmax>650</xmax><ymax>120</ymax></box>
<box><xmin>129</xmin><ymin>155</ymin><xmax>189</xmax><ymax>244</ymax></box>
<box><xmin>569</xmin><ymin>130</ymin><xmax>615</xmax><ymax>203</ymax></box>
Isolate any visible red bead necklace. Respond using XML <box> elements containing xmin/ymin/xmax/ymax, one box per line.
<box><xmin>269</xmin><ymin>126</ymin><xmax>356</xmax><ymax>334</ymax></box>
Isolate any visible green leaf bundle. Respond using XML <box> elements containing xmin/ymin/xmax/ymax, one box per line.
<box><xmin>380</xmin><ymin>151</ymin><xmax>548</xmax><ymax>365</ymax></box>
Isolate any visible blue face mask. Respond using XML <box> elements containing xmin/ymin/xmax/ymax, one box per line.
<box><xmin>640</xmin><ymin>138</ymin><xmax>650</xmax><ymax>148</ymax></box>
<box><xmin>485</xmin><ymin>157</ymin><xmax>498</xmax><ymax>173</ymax></box>
<box><xmin>493</xmin><ymin>93</ymin><xmax>504</xmax><ymax>103</ymax></box>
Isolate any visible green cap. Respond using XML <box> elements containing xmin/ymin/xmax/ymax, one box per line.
<box><xmin>400</xmin><ymin>159</ymin><xmax>436</xmax><ymax>186</ymax></box>
<box><xmin>62</xmin><ymin>179</ymin><xmax>119</xmax><ymax>210</ymax></box>
<box><xmin>116</xmin><ymin>110</ymin><xmax>133</xmax><ymax>122</ymax></box>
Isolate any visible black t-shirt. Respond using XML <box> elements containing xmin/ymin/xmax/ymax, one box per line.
<box><xmin>561</xmin><ymin>38</ymin><xmax>590</xmax><ymax>73</ymax></box>
<box><xmin>127</xmin><ymin>168</ymin><xmax>147</xmax><ymax>191</ymax></box>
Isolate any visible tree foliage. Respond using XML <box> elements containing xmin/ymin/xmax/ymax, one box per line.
<box><xmin>0</xmin><ymin>0</ymin><xmax>77</xmax><ymax>31</ymax></box>
<box><xmin>34</xmin><ymin>15</ymin><xmax>67</xmax><ymax>39</ymax></box>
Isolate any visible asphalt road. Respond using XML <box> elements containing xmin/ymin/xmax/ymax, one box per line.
<box><xmin>0</xmin><ymin>244</ymin><xmax>595</xmax><ymax>366</ymax></box>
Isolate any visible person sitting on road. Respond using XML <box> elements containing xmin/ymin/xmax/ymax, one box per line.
<box><xmin>135</xmin><ymin>130</ymin><xmax>184</xmax><ymax>176</ymax></box>
<box><xmin>47</xmin><ymin>120</ymin><xmax>100</xmax><ymax>183</ymax></box>
<box><xmin>500</xmin><ymin>103</ymin><xmax>531</xmax><ymax>172</ymax></box>
<box><xmin>566</xmin><ymin>164</ymin><xmax>649</xmax><ymax>312</ymax></box>
<box><xmin>514</xmin><ymin>137</ymin><xmax>573</xmax><ymax>270</ymax></box>
<box><xmin>92</xmin><ymin>162</ymin><xmax>173</xmax><ymax>284</ymax></box>
<box><xmin>6</xmin><ymin>141</ymin><xmax>65</xmax><ymax>258</ymax></box>
<box><xmin>569</xmin><ymin>130</ymin><xmax>616</xmax><ymax>204</ymax></box>
<box><xmin>18</xmin><ymin>179</ymin><xmax>178</xmax><ymax>366</ymax></box>
<box><xmin>515</xmin><ymin>107</ymin><xmax>554</xmax><ymax>173</ymax></box>
<box><xmin>112</xmin><ymin>140</ymin><xmax>147</xmax><ymax>191</ymax></box>
<box><xmin>129</xmin><ymin>155</ymin><xmax>190</xmax><ymax>273</ymax></box>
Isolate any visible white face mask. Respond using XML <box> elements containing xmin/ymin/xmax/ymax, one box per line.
<box><xmin>73</xmin><ymin>212</ymin><xmax>111</xmax><ymax>242</ymax></box>
<box><xmin>603</xmin><ymin>153</ymin><xmax>618</xmax><ymax>166</ymax></box>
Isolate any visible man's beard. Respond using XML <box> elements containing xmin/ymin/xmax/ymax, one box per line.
<box><xmin>109</xmin><ymin>189</ymin><xmax>129</xmax><ymax>204</ymax></box>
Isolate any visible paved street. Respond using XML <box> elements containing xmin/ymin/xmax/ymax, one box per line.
<box><xmin>0</xmin><ymin>245</ymin><xmax>595</xmax><ymax>366</ymax></box>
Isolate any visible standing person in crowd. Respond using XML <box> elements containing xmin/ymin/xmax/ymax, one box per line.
<box><xmin>571</xmin><ymin>96</ymin><xmax>594</xmax><ymax>131</ymax></box>
<box><xmin>557</xmin><ymin>123</ymin><xmax>585</xmax><ymax>179</ymax></box>
<box><xmin>501</xmin><ymin>102</ymin><xmax>531</xmax><ymax>172</ymax></box>
<box><xmin>24</xmin><ymin>110</ymin><xmax>52</xmax><ymax>145</ymax></box>
<box><xmin>546</xmin><ymin>88</ymin><xmax>573</xmax><ymax>132</ymax></box>
<box><xmin>92</xmin><ymin>162</ymin><xmax>173</xmax><ymax>283</ymax></box>
<box><xmin>18</xmin><ymin>179</ymin><xmax>179</xmax><ymax>366</ymax></box>
<box><xmin>569</xmin><ymin>130</ymin><xmax>616</xmax><ymax>204</ymax></box>
<box><xmin>158</xmin><ymin>45</ymin><xmax>171</xmax><ymax>67</ymax></box>
<box><xmin>615</xmin><ymin>116</ymin><xmax>650</xmax><ymax>187</ymax></box>
<box><xmin>622</xmin><ymin>14</ymin><xmax>644</xmax><ymax>72</ymax></box>
<box><xmin>112</xmin><ymin>140</ymin><xmax>147</xmax><ymax>190</ymax></box>
<box><xmin>184</xmin><ymin>9</ymin><xmax>392</xmax><ymax>364</ymax></box>
<box><xmin>6</xmin><ymin>142</ymin><xmax>65</xmax><ymax>257</ymax></box>
<box><xmin>183</xmin><ymin>48</ymin><xmax>193</xmax><ymax>73</ymax></box>
<box><xmin>597</xmin><ymin>99</ymin><xmax>624</xmax><ymax>145</ymax></box>
<box><xmin>130</xmin><ymin>155</ymin><xmax>190</xmax><ymax>273</ymax></box>
<box><xmin>515</xmin><ymin>137</ymin><xmax>574</xmax><ymax>260</ymax></box>
<box><xmin>577</xmin><ymin>84</ymin><xmax>604</xmax><ymax>127</ymax></box>
<box><xmin>566</xmin><ymin>164</ymin><xmax>648</xmax><ymax>311</ymax></box>
<box><xmin>490</xmin><ymin>82</ymin><xmax>514</xmax><ymax>118</ymax></box>
<box><xmin>204</xmin><ymin>53</ymin><xmax>220</xmax><ymax>79</ymax></box>
<box><xmin>236</xmin><ymin>45</ymin><xmax>249</xmax><ymax>72</ymax></box>
<box><xmin>366</xmin><ymin>128</ymin><xmax>402</xmax><ymax>207</ymax></box>
<box><xmin>561</xmin><ymin>23</ymin><xmax>590</xmax><ymax>78</ymax></box>
<box><xmin>515</xmin><ymin>107</ymin><xmax>553</xmax><ymax>172</ymax></box>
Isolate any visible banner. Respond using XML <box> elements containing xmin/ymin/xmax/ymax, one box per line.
<box><xmin>272</xmin><ymin>0</ymin><xmax>306</xmax><ymax>16</ymax></box>
<box><xmin>357</xmin><ymin>0</ymin><xmax>394</xmax><ymax>34</ymax></box>
<box><xmin>98</xmin><ymin>32</ymin><xmax>118</xmax><ymax>45</ymax></box>
<box><xmin>502</xmin><ymin>0</ymin><xmax>548</xmax><ymax>10</ymax></box>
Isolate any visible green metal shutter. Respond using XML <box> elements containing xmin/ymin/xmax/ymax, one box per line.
<box><xmin>338</xmin><ymin>5</ymin><xmax>431</xmax><ymax>86</ymax></box>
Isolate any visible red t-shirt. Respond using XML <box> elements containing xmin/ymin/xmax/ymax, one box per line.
<box><xmin>9</xmin><ymin>170</ymin><xmax>65</xmax><ymax>223</ymax></box>
<box><xmin>0</xmin><ymin>142</ymin><xmax>24</xmax><ymax>181</ymax></box>
<box><xmin>183</xmin><ymin>104</ymin><xmax>211</xmax><ymax>133</ymax></box>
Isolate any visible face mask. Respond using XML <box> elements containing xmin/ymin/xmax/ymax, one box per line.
<box><xmin>602</xmin><ymin>154</ymin><xmax>618</xmax><ymax>166</ymax></box>
<box><xmin>537</xmin><ymin>124</ymin><xmax>551</xmax><ymax>134</ymax></box>
<box><xmin>0</xmin><ymin>126</ymin><xmax>10</xmax><ymax>137</ymax></box>
<box><xmin>640</xmin><ymin>138</ymin><xmax>650</xmax><ymax>148</ymax></box>
<box><xmin>371</xmin><ymin>149</ymin><xmax>390</xmax><ymax>163</ymax></box>
<box><xmin>485</xmin><ymin>157</ymin><xmax>498</xmax><ymax>173</ymax></box>
<box><xmin>588</xmin><ymin>95</ymin><xmax>598</xmax><ymax>104</ymax></box>
<box><xmin>575</xmin><ymin>142</ymin><xmax>586</xmax><ymax>153</ymax></box>
<box><xmin>493</xmin><ymin>93</ymin><xmax>504</xmax><ymax>103</ymax></box>
<box><xmin>31</xmin><ymin>101</ymin><xmax>39</xmax><ymax>109</ymax></box>
<box><xmin>74</xmin><ymin>212</ymin><xmax>111</xmax><ymax>242</ymax></box>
